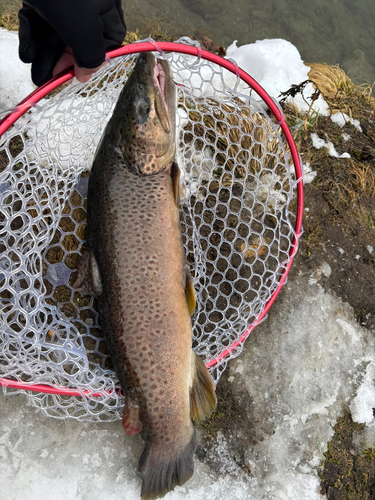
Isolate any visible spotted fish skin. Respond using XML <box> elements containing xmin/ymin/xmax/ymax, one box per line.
<box><xmin>79</xmin><ymin>53</ymin><xmax>216</xmax><ymax>499</ymax></box>
<box><xmin>88</xmin><ymin>144</ymin><xmax>194</xmax><ymax>439</ymax></box>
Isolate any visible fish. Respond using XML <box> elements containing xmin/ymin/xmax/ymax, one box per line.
<box><xmin>74</xmin><ymin>52</ymin><xmax>216</xmax><ymax>499</ymax></box>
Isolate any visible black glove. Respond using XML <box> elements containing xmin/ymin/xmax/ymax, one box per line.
<box><xmin>19</xmin><ymin>0</ymin><xmax>126</xmax><ymax>86</ymax></box>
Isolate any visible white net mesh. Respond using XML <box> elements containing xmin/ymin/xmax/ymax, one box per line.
<box><xmin>0</xmin><ymin>39</ymin><xmax>299</xmax><ymax>421</ymax></box>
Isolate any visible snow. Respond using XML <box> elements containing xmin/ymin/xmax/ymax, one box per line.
<box><xmin>226</xmin><ymin>39</ymin><xmax>329</xmax><ymax>116</ymax></box>
<box><xmin>311</xmin><ymin>132</ymin><xmax>351</xmax><ymax>158</ymax></box>
<box><xmin>227</xmin><ymin>272</ymin><xmax>375</xmax><ymax>498</ymax></box>
<box><xmin>331</xmin><ymin>112</ymin><xmax>362</xmax><ymax>132</ymax></box>
<box><xmin>302</xmin><ymin>162</ymin><xmax>317</xmax><ymax>184</ymax></box>
<box><xmin>0</xmin><ymin>28</ymin><xmax>36</xmax><ymax>112</ymax></box>
<box><xmin>2</xmin><ymin>28</ymin><xmax>375</xmax><ymax>500</ymax></box>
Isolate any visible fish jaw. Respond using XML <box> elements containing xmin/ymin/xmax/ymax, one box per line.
<box><xmin>105</xmin><ymin>52</ymin><xmax>177</xmax><ymax>176</ymax></box>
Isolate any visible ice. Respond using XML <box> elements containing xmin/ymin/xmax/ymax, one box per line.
<box><xmin>350</xmin><ymin>360</ymin><xmax>375</xmax><ymax>424</ymax></box>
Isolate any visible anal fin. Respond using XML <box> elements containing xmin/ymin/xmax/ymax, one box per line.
<box><xmin>190</xmin><ymin>353</ymin><xmax>216</xmax><ymax>423</ymax></box>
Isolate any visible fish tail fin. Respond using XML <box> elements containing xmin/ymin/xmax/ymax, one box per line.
<box><xmin>190</xmin><ymin>353</ymin><xmax>217</xmax><ymax>423</ymax></box>
<box><xmin>139</xmin><ymin>433</ymin><xmax>197</xmax><ymax>500</ymax></box>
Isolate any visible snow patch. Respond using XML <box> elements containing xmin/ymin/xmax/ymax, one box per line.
<box><xmin>331</xmin><ymin>112</ymin><xmax>362</xmax><ymax>132</ymax></box>
<box><xmin>226</xmin><ymin>39</ymin><xmax>329</xmax><ymax>115</ymax></box>
<box><xmin>311</xmin><ymin>133</ymin><xmax>351</xmax><ymax>158</ymax></box>
<box><xmin>0</xmin><ymin>28</ymin><xmax>35</xmax><ymax>112</ymax></box>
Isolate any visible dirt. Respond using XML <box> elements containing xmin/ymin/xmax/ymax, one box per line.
<box><xmin>197</xmin><ymin>368</ymin><xmax>256</xmax><ymax>472</ymax></box>
<box><xmin>291</xmin><ymin>114</ymin><xmax>375</xmax><ymax>330</ymax></box>
<box><xmin>319</xmin><ymin>412</ymin><xmax>375</xmax><ymax>499</ymax></box>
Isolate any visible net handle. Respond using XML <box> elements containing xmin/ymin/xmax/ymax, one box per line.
<box><xmin>0</xmin><ymin>40</ymin><xmax>304</xmax><ymax>394</ymax></box>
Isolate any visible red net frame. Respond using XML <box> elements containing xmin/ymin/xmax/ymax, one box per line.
<box><xmin>0</xmin><ymin>40</ymin><xmax>303</xmax><ymax>397</ymax></box>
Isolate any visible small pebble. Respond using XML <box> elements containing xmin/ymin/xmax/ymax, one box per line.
<box><xmin>367</xmin><ymin>245</ymin><xmax>374</xmax><ymax>255</ymax></box>
<box><xmin>338</xmin><ymin>247</ymin><xmax>345</xmax><ymax>255</ymax></box>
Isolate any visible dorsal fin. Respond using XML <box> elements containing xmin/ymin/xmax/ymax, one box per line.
<box><xmin>190</xmin><ymin>353</ymin><xmax>217</xmax><ymax>423</ymax></box>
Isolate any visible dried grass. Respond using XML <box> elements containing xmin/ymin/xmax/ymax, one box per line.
<box><xmin>0</xmin><ymin>1</ymin><xmax>21</xmax><ymax>31</ymax></box>
<box><xmin>348</xmin><ymin>158</ymin><xmax>375</xmax><ymax>198</ymax></box>
<box><xmin>308</xmin><ymin>63</ymin><xmax>375</xmax><ymax>116</ymax></box>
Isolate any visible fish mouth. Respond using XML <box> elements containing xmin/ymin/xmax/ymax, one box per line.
<box><xmin>153</xmin><ymin>59</ymin><xmax>172</xmax><ymax>134</ymax></box>
<box><xmin>154</xmin><ymin>62</ymin><xmax>167</xmax><ymax>107</ymax></box>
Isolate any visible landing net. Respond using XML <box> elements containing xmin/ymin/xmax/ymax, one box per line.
<box><xmin>0</xmin><ymin>38</ymin><xmax>303</xmax><ymax>421</ymax></box>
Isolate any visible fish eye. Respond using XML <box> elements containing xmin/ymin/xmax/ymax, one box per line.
<box><xmin>136</xmin><ymin>97</ymin><xmax>151</xmax><ymax>121</ymax></box>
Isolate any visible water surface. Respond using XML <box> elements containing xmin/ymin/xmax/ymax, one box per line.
<box><xmin>1</xmin><ymin>0</ymin><xmax>373</xmax><ymax>85</ymax></box>
<box><xmin>122</xmin><ymin>0</ymin><xmax>375</xmax><ymax>85</ymax></box>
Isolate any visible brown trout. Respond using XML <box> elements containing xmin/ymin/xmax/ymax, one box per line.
<box><xmin>74</xmin><ymin>53</ymin><xmax>216</xmax><ymax>499</ymax></box>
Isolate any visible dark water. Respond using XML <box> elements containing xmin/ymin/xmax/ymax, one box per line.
<box><xmin>122</xmin><ymin>0</ymin><xmax>375</xmax><ymax>86</ymax></box>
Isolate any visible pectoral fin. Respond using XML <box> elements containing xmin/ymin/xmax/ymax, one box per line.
<box><xmin>170</xmin><ymin>162</ymin><xmax>181</xmax><ymax>208</ymax></box>
<box><xmin>184</xmin><ymin>265</ymin><xmax>196</xmax><ymax>316</ymax></box>
<box><xmin>122</xmin><ymin>398</ymin><xmax>142</xmax><ymax>436</ymax></box>
<box><xmin>72</xmin><ymin>250</ymin><xmax>102</xmax><ymax>296</ymax></box>
<box><xmin>122</xmin><ymin>397</ymin><xmax>142</xmax><ymax>436</ymax></box>
<box><xmin>190</xmin><ymin>353</ymin><xmax>217</xmax><ymax>423</ymax></box>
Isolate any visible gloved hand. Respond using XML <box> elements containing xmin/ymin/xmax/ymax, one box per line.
<box><xmin>18</xmin><ymin>0</ymin><xmax>126</xmax><ymax>86</ymax></box>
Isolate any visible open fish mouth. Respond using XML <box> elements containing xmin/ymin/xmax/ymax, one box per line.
<box><xmin>154</xmin><ymin>60</ymin><xmax>169</xmax><ymax>115</ymax></box>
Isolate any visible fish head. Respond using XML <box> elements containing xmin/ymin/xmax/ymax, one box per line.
<box><xmin>113</xmin><ymin>52</ymin><xmax>177</xmax><ymax>175</ymax></box>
